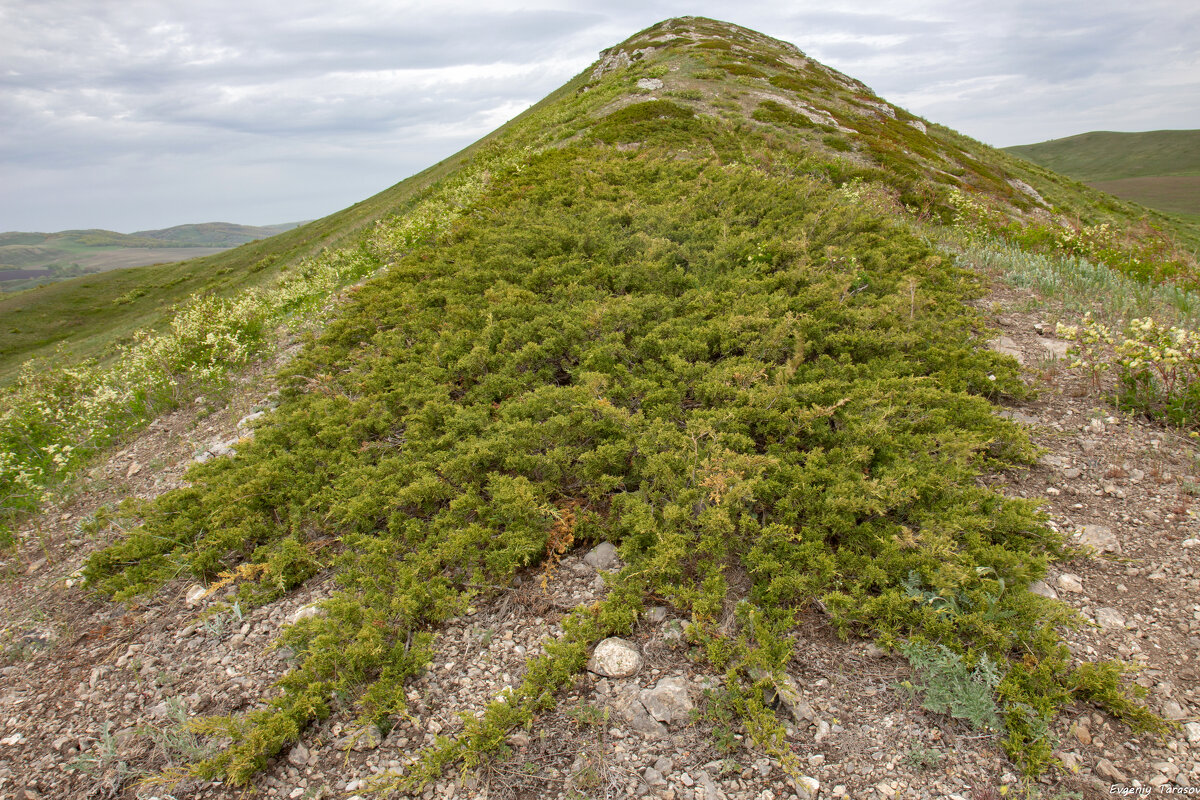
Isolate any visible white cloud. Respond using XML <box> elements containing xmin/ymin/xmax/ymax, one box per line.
<box><xmin>0</xmin><ymin>0</ymin><xmax>1197</xmax><ymax>230</ymax></box>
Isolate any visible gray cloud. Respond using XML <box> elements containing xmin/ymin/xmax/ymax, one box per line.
<box><xmin>1</xmin><ymin>0</ymin><xmax>1197</xmax><ymax>231</ymax></box>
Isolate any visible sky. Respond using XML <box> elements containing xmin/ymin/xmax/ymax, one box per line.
<box><xmin>2</xmin><ymin>0</ymin><xmax>1197</xmax><ymax>233</ymax></box>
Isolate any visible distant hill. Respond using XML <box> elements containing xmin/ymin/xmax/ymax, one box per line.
<box><xmin>0</xmin><ymin>221</ymin><xmax>306</xmax><ymax>291</ymax></box>
<box><xmin>130</xmin><ymin>221</ymin><xmax>304</xmax><ymax>247</ymax></box>
<box><xmin>1004</xmin><ymin>130</ymin><xmax>1200</xmax><ymax>219</ymax></box>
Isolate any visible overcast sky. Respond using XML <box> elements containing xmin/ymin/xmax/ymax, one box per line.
<box><xmin>2</xmin><ymin>0</ymin><xmax>1197</xmax><ymax>233</ymax></box>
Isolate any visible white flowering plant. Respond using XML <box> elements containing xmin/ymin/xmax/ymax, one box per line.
<box><xmin>1058</xmin><ymin>314</ymin><xmax>1200</xmax><ymax>426</ymax></box>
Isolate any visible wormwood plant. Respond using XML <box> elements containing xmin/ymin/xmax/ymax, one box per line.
<box><xmin>84</xmin><ymin>86</ymin><xmax>1153</xmax><ymax>786</ymax></box>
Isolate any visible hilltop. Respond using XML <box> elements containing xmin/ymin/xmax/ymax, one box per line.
<box><xmin>2</xmin><ymin>16</ymin><xmax>1199</xmax><ymax>800</ymax></box>
<box><xmin>1005</xmin><ymin>130</ymin><xmax>1200</xmax><ymax>222</ymax></box>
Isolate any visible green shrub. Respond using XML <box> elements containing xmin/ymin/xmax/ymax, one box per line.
<box><xmin>751</xmin><ymin>100</ymin><xmax>815</xmax><ymax>130</ymax></box>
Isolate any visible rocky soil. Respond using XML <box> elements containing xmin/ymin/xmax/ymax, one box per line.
<box><xmin>1</xmin><ymin>280</ymin><xmax>1198</xmax><ymax>800</ymax></box>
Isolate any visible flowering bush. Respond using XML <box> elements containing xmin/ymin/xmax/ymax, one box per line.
<box><xmin>1058</xmin><ymin>314</ymin><xmax>1200</xmax><ymax>426</ymax></box>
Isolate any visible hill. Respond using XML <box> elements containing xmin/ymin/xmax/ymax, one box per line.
<box><xmin>130</xmin><ymin>221</ymin><xmax>306</xmax><ymax>246</ymax></box>
<box><xmin>1005</xmin><ymin>130</ymin><xmax>1200</xmax><ymax>221</ymax></box>
<box><xmin>2</xmin><ymin>17</ymin><xmax>1198</xmax><ymax>799</ymax></box>
<box><xmin>0</xmin><ymin>222</ymin><xmax>308</xmax><ymax>293</ymax></box>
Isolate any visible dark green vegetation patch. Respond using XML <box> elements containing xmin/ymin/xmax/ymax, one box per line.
<box><xmin>86</xmin><ymin>121</ymin><xmax>1162</xmax><ymax>784</ymax></box>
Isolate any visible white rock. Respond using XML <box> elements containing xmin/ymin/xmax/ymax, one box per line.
<box><xmin>636</xmin><ymin>78</ymin><xmax>664</xmax><ymax>90</ymax></box>
<box><xmin>1029</xmin><ymin>580</ymin><xmax>1058</xmax><ymax>600</ymax></box>
<box><xmin>287</xmin><ymin>743</ymin><xmax>310</xmax><ymax>767</ymax></box>
<box><xmin>907</xmin><ymin>120</ymin><xmax>927</xmax><ymax>134</ymax></box>
<box><xmin>237</xmin><ymin>411</ymin><xmax>265</xmax><ymax>430</ymax></box>
<box><xmin>1182</xmin><ymin>538</ymin><xmax>1200</xmax><ymax>549</ymax></box>
<box><xmin>1094</xmin><ymin>607</ymin><xmax>1126</xmax><ymax>630</ymax></box>
<box><xmin>1183</xmin><ymin>721</ymin><xmax>1200</xmax><ymax>743</ymax></box>
<box><xmin>584</xmin><ymin>542</ymin><xmax>621</xmax><ymax>571</ymax></box>
<box><xmin>639</xmin><ymin>676</ymin><xmax>694</xmax><ymax>724</ymax></box>
<box><xmin>988</xmin><ymin>336</ymin><xmax>1023</xmax><ymax>364</ymax></box>
<box><xmin>1077</xmin><ymin>524</ymin><xmax>1121</xmax><ymax>554</ymax></box>
<box><xmin>1161</xmin><ymin>700</ymin><xmax>1188</xmax><ymax>721</ymax></box>
<box><xmin>1038</xmin><ymin>338</ymin><xmax>1071</xmax><ymax>359</ymax></box>
<box><xmin>795</xmin><ymin>776</ymin><xmax>820</xmax><ymax>800</ymax></box>
<box><xmin>185</xmin><ymin>584</ymin><xmax>209</xmax><ymax>606</ymax></box>
<box><xmin>290</xmin><ymin>603</ymin><xmax>325</xmax><ymax>624</ymax></box>
<box><xmin>587</xmin><ymin>637</ymin><xmax>642</xmax><ymax>678</ymax></box>
<box><xmin>1056</xmin><ymin>573</ymin><xmax>1084</xmax><ymax>593</ymax></box>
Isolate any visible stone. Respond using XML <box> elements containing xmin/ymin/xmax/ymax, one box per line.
<box><xmin>639</xmin><ymin>676</ymin><xmax>694</xmax><ymax>724</ymax></box>
<box><xmin>290</xmin><ymin>603</ymin><xmax>325</xmax><ymax>624</ymax></box>
<box><xmin>636</xmin><ymin>78</ymin><xmax>664</xmax><ymax>90</ymax></box>
<box><xmin>1038</xmin><ymin>338</ymin><xmax>1071</xmax><ymax>359</ymax></box>
<box><xmin>1094</xmin><ymin>607</ymin><xmax>1126</xmax><ymax>630</ymax></box>
<box><xmin>1182</xmin><ymin>538</ymin><xmax>1200</xmax><ymax>549</ymax></box>
<box><xmin>694</xmin><ymin>769</ymin><xmax>722</xmax><ymax>800</ymax></box>
<box><xmin>988</xmin><ymin>336</ymin><xmax>1023</xmax><ymax>364</ymax></box>
<box><xmin>1029</xmin><ymin>580</ymin><xmax>1058</xmax><ymax>600</ymax></box>
<box><xmin>1058</xmin><ymin>751</ymin><xmax>1081</xmax><ymax>771</ymax></box>
<box><xmin>644</xmin><ymin>766</ymin><xmax>667</xmax><ymax>786</ymax></box>
<box><xmin>339</xmin><ymin>723</ymin><xmax>382</xmax><ymax>751</ymax></box>
<box><xmin>1094</xmin><ymin>758</ymin><xmax>1126</xmax><ymax>783</ymax></box>
<box><xmin>1057</xmin><ymin>573</ymin><xmax>1084</xmax><ymax>593</ymax></box>
<box><xmin>588</xmin><ymin>637</ymin><xmax>642</xmax><ymax>678</ymax></box>
<box><xmin>644</xmin><ymin>606</ymin><xmax>668</xmax><ymax>624</ymax></box>
<box><xmin>1078</xmin><ymin>524</ymin><xmax>1121</xmax><ymax>554</ymax></box>
<box><xmin>1183</xmin><ymin>721</ymin><xmax>1200</xmax><ymax>743</ymax></box>
<box><xmin>750</xmin><ymin>668</ymin><xmax>814</xmax><ymax>724</ymax></box>
<box><xmin>627</xmin><ymin>708</ymin><xmax>667</xmax><ymax>738</ymax></box>
<box><xmin>1073</xmin><ymin>723</ymin><xmax>1091</xmax><ymax>746</ymax></box>
<box><xmin>185</xmin><ymin>584</ymin><xmax>208</xmax><ymax>606</ymax></box>
<box><xmin>287</xmin><ymin>743</ymin><xmax>310</xmax><ymax>767</ymax></box>
<box><xmin>584</xmin><ymin>542</ymin><xmax>621</xmax><ymax>571</ymax></box>
<box><xmin>654</xmin><ymin>756</ymin><xmax>674</xmax><ymax>774</ymax></box>
<box><xmin>999</xmin><ymin>409</ymin><xmax>1039</xmax><ymax>425</ymax></box>
<box><xmin>237</xmin><ymin>411</ymin><xmax>265</xmax><ymax>430</ymax></box>
<box><xmin>1161</xmin><ymin>700</ymin><xmax>1188</xmax><ymax>721</ymax></box>
<box><xmin>1008</xmin><ymin>178</ymin><xmax>1047</xmax><ymax>206</ymax></box>
<box><xmin>908</xmin><ymin>119</ymin><xmax>927</xmax><ymax>134</ymax></box>
<box><xmin>795</xmin><ymin>776</ymin><xmax>820</xmax><ymax>800</ymax></box>
<box><xmin>507</xmin><ymin>731</ymin><xmax>530</xmax><ymax>748</ymax></box>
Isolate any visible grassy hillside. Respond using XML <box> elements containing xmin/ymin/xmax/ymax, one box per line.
<box><xmin>1004</xmin><ymin>130</ymin><xmax>1200</xmax><ymax>181</ymax></box>
<box><xmin>1005</xmin><ymin>130</ymin><xmax>1200</xmax><ymax>225</ymax></box>
<box><xmin>7</xmin><ymin>16</ymin><xmax>1191</xmax><ymax>788</ymax></box>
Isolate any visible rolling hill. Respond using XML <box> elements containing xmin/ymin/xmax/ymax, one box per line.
<box><xmin>0</xmin><ymin>221</ymin><xmax>308</xmax><ymax>293</ymax></box>
<box><xmin>1005</xmin><ymin>130</ymin><xmax>1200</xmax><ymax>220</ymax></box>
<box><xmin>2</xmin><ymin>16</ymin><xmax>1197</xmax><ymax>797</ymax></box>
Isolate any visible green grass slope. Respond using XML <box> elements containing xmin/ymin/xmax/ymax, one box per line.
<box><xmin>1005</xmin><ymin>130</ymin><xmax>1200</xmax><ymax>222</ymax></box>
<box><xmin>72</xmin><ymin>17</ymin><xmax>1178</xmax><ymax>788</ymax></box>
<box><xmin>1004</xmin><ymin>130</ymin><xmax>1200</xmax><ymax>181</ymax></box>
